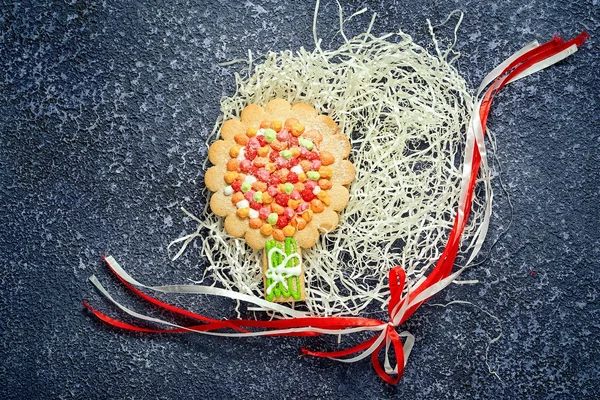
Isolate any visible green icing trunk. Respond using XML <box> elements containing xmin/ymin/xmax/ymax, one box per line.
<box><xmin>264</xmin><ymin>237</ymin><xmax>302</xmax><ymax>302</ymax></box>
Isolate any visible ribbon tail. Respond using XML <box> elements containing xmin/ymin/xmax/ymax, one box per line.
<box><xmin>371</xmin><ymin>326</ymin><xmax>409</xmax><ymax>385</ymax></box>
<box><xmin>301</xmin><ymin>330</ymin><xmax>383</xmax><ymax>359</ymax></box>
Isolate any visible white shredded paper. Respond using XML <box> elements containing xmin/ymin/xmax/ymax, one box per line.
<box><xmin>180</xmin><ymin>15</ymin><xmax>490</xmax><ymax>317</ymax></box>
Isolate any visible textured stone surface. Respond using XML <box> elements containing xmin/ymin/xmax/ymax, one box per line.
<box><xmin>1</xmin><ymin>0</ymin><xmax>598</xmax><ymax>398</ymax></box>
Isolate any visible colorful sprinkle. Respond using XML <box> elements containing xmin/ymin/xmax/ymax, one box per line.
<box><xmin>246</xmin><ymin>126</ymin><xmax>259</xmax><ymax>137</ymax></box>
<box><xmin>236</xmin><ymin>199</ymin><xmax>250</xmax><ymax>209</ymax></box>
<box><xmin>276</xmin><ymin>215</ymin><xmax>289</xmax><ymax>228</ymax></box>
<box><xmin>306</xmin><ymin>171</ymin><xmax>320</xmax><ymax>181</ymax></box>
<box><xmin>296</xmin><ymin>218</ymin><xmax>307</xmax><ymax>231</ymax></box>
<box><xmin>282</xmin><ymin>225</ymin><xmax>295</xmax><ymax>237</ymax></box>
<box><xmin>224</xmin><ymin>171</ymin><xmax>238</xmax><ymax>184</ymax></box>
<box><xmin>267</xmin><ymin>213</ymin><xmax>278</xmax><ymax>225</ymax></box>
<box><xmin>236</xmin><ymin>207</ymin><xmax>250</xmax><ymax>219</ymax></box>
<box><xmin>263</xmin><ymin>128</ymin><xmax>276</xmax><ymax>143</ymax></box>
<box><xmin>260</xmin><ymin>223</ymin><xmax>273</xmax><ymax>236</ymax></box>
<box><xmin>244</xmin><ymin>190</ymin><xmax>255</xmax><ymax>202</ymax></box>
<box><xmin>318</xmin><ymin>179</ymin><xmax>332</xmax><ymax>190</ymax></box>
<box><xmin>248</xmin><ymin>217</ymin><xmax>262</xmax><ymax>229</ymax></box>
<box><xmin>319</xmin><ymin>150</ymin><xmax>335</xmax><ymax>166</ymax></box>
<box><xmin>281</xmin><ymin>149</ymin><xmax>292</xmax><ymax>160</ymax></box>
<box><xmin>229</xmin><ymin>145</ymin><xmax>242</xmax><ymax>158</ymax></box>
<box><xmin>259</xmin><ymin>207</ymin><xmax>271</xmax><ymax>220</ymax></box>
<box><xmin>317</xmin><ymin>190</ymin><xmax>331</xmax><ymax>206</ymax></box>
<box><xmin>318</xmin><ymin>166</ymin><xmax>333</xmax><ymax>179</ymax></box>
<box><xmin>271</xmin><ymin>120</ymin><xmax>283</xmax><ymax>132</ymax></box>
<box><xmin>299</xmin><ymin>138</ymin><xmax>314</xmax><ymax>150</ymax></box>
<box><xmin>283</xmin><ymin>182</ymin><xmax>294</xmax><ymax>195</ymax></box>
<box><xmin>301</xmin><ymin>188</ymin><xmax>315</xmax><ymax>202</ymax></box>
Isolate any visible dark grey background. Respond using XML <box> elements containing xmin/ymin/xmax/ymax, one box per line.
<box><xmin>1</xmin><ymin>0</ymin><xmax>598</xmax><ymax>399</ymax></box>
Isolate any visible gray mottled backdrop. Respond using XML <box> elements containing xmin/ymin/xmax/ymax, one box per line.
<box><xmin>1</xmin><ymin>0</ymin><xmax>598</xmax><ymax>399</ymax></box>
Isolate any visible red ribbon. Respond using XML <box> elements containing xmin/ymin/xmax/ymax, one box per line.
<box><xmin>84</xmin><ymin>32</ymin><xmax>588</xmax><ymax>384</ymax></box>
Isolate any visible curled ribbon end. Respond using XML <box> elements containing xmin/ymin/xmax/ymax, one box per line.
<box><xmin>574</xmin><ymin>31</ymin><xmax>590</xmax><ymax>47</ymax></box>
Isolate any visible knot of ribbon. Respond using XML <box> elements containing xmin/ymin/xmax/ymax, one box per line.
<box><xmin>300</xmin><ymin>266</ymin><xmax>414</xmax><ymax>385</ymax></box>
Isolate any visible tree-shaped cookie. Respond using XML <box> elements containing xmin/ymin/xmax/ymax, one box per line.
<box><xmin>205</xmin><ymin>99</ymin><xmax>355</xmax><ymax>302</ymax></box>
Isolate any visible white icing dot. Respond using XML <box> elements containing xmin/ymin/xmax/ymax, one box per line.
<box><xmin>290</xmin><ymin>165</ymin><xmax>304</xmax><ymax>174</ymax></box>
<box><xmin>245</xmin><ymin>175</ymin><xmax>257</xmax><ymax>184</ymax></box>
<box><xmin>313</xmin><ymin>186</ymin><xmax>321</xmax><ymax>195</ymax></box>
<box><xmin>236</xmin><ymin>199</ymin><xmax>249</xmax><ymax>209</ymax></box>
<box><xmin>249</xmin><ymin>209</ymin><xmax>259</xmax><ymax>219</ymax></box>
<box><xmin>256</xmin><ymin>128</ymin><xmax>265</xmax><ymax>136</ymax></box>
<box><xmin>237</xmin><ymin>147</ymin><xmax>245</xmax><ymax>160</ymax></box>
<box><xmin>223</xmin><ymin>186</ymin><xmax>234</xmax><ymax>195</ymax></box>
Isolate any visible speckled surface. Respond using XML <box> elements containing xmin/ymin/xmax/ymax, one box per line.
<box><xmin>1</xmin><ymin>0</ymin><xmax>599</xmax><ymax>398</ymax></box>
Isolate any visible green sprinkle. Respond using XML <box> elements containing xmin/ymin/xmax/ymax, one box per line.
<box><xmin>281</xmin><ymin>149</ymin><xmax>292</xmax><ymax>160</ymax></box>
<box><xmin>253</xmin><ymin>191</ymin><xmax>263</xmax><ymax>202</ymax></box>
<box><xmin>284</xmin><ymin>183</ymin><xmax>294</xmax><ymax>194</ymax></box>
<box><xmin>241</xmin><ymin>182</ymin><xmax>251</xmax><ymax>193</ymax></box>
<box><xmin>263</xmin><ymin>129</ymin><xmax>276</xmax><ymax>143</ymax></box>
<box><xmin>267</xmin><ymin>213</ymin><xmax>278</xmax><ymax>225</ymax></box>
<box><xmin>306</xmin><ymin>171</ymin><xmax>320</xmax><ymax>181</ymax></box>
<box><xmin>299</xmin><ymin>138</ymin><xmax>314</xmax><ymax>150</ymax></box>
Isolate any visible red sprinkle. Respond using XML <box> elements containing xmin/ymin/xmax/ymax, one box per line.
<box><xmin>269</xmin><ymin>175</ymin><xmax>281</xmax><ymax>186</ymax></box>
<box><xmin>245</xmin><ymin>147</ymin><xmax>257</xmax><ymax>161</ymax></box>
<box><xmin>301</xmin><ymin>188</ymin><xmax>315</xmax><ymax>202</ymax></box>
<box><xmin>287</xmin><ymin>172</ymin><xmax>299</xmax><ymax>184</ymax></box>
<box><xmin>299</xmin><ymin>147</ymin><xmax>310</xmax><ymax>159</ymax></box>
<box><xmin>257</xmin><ymin>135</ymin><xmax>267</xmax><ymax>147</ymax></box>
<box><xmin>239</xmin><ymin>159</ymin><xmax>252</xmax><ymax>172</ymax></box>
<box><xmin>283</xmin><ymin>207</ymin><xmax>295</xmax><ymax>219</ymax></box>
<box><xmin>250</xmin><ymin>201</ymin><xmax>262</xmax><ymax>211</ymax></box>
<box><xmin>246</xmin><ymin>137</ymin><xmax>260</xmax><ymax>149</ymax></box>
<box><xmin>276</xmin><ymin>215</ymin><xmax>289</xmax><ymax>228</ymax></box>
<box><xmin>231</xmin><ymin>180</ymin><xmax>242</xmax><ymax>192</ymax></box>
<box><xmin>256</xmin><ymin>168</ymin><xmax>270</xmax><ymax>182</ymax></box>
<box><xmin>304</xmin><ymin>180</ymin><xmax>317</xmax><ymax>191</ymax></box>
<box><xmin>269</xmin><ymin>150</ymin><xmax>280</xmax><ymax>161</ymax></box>
<box><xmin>305</xmin><ymin>151</ymin><xmax>319</xmax><ymax>161</ymax></box>
<box><xmin>275</xmin><ymin>157</ymin><xmax>289</xmax><ymax>170</ymax></box>
<box><xmin>275</xmin><ymin>193</ymin><xmax>289</xmax><ymax>207</ymax></box>
<box><xmin>259</xmin><ymin>207</ymin><xmax>271</xmax><ymax>219</ymax></box>
<box><xmin>276</xmin><ymin>130</ymin><xmax>289</xmax><ymax>142</ymax></box>
<box><xmin>244</xmin><ymin>190</ymin><xmax>256</xmax><ymax>202</ymax></box>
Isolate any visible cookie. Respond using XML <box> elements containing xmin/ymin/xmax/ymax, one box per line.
<box><xmin>205</xmin><ymin>99</ymin><xmax>355</xmax><ymax>302</ymax></box>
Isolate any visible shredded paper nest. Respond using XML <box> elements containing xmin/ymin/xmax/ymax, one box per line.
<box><xmin>184</xmin><ymin>21</ymin><xmax>488</xmax><ymax>317</ymax></box>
